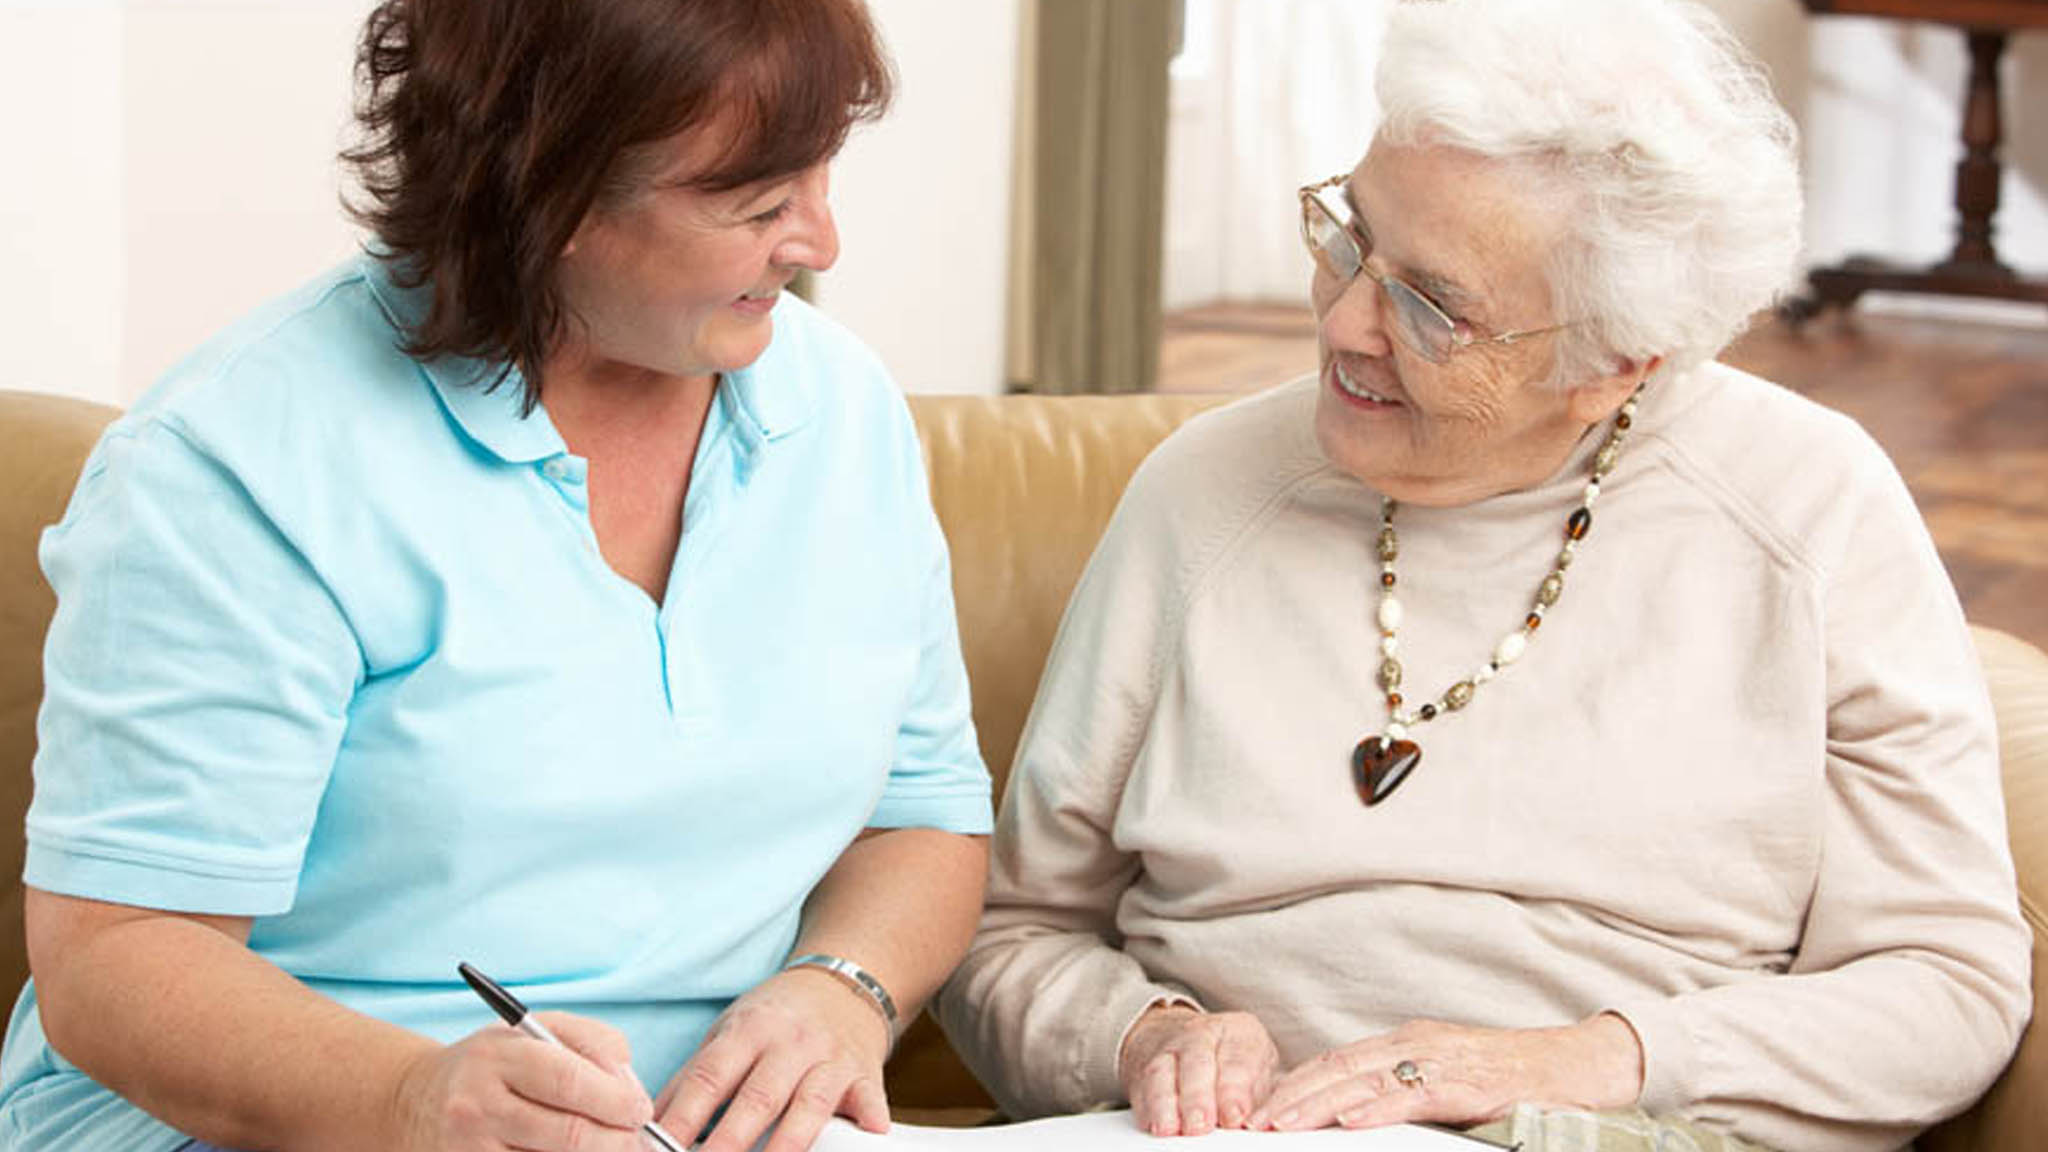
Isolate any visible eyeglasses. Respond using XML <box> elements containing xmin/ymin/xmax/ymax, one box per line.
<box><xmin>1298</xmin><ymin>175</ymin><xmax>1571</xmax><ymax>364</ymax></box>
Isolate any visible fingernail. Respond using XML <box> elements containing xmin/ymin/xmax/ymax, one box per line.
<box><xmin>1221</xmin><ymin>1106</ymin><xmax>1242</xmax><ymax>1127</ymax></box>
<box><xmin>1189</xmin><ymin>1110</ymin><xmax>1208</xmax><ymax>1132</ymax></box>
<box><xmin>1277</xmin><ymin>1110</ymin><xmax>1299</xmax><ymax>1129</ymax></box>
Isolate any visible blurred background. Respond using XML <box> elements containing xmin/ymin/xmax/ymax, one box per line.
<box><xmin>2</xmin><ymin>0</ymin><xmax>2043</xmax><ymax>638</ymax></box>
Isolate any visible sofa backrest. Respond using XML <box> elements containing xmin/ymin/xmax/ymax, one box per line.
<box><xmin>0</xmin><ymin>390</ymin><xmax>119</xmax><ymax>1000</ymax></box>
<box><xmin>902</xmin><ymin>394</ymin><xmax>1230</xmax><ymax>807</ymax></box>
<box><xmin>888</xmin><ymin>393</ymin><xmax>1229</xmax><ymax>1108</ymax></box>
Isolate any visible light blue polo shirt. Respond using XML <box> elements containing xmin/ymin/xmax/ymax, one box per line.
<box><xmin>0</xmin><ymin>255</ymin><xmax>992</xmax><ymax>1151</ymax></box>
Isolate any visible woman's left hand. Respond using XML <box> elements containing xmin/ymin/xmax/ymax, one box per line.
<box><xmin>654</xmin><ymin>967</ymin><xmax>893</xmax><ymax>1152</ymax></box>
<box><xmin>1246</xmin><ymin>1015</ymin><xmax>1643</xmax><ymax>1133</ymax></box>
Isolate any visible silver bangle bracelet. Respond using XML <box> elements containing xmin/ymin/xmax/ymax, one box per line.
<box><xmin>783</xmin><ymin>952</ymin><xmax>899</xmax><ymax>1027</ymax></box>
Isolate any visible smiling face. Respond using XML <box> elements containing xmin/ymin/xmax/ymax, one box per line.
<box><xmin>552</xmin><ymin>125</ymin><xmax>840</xmax><ymax>390</ymax></box>
<box><xmin>1311</xmin><ymin>138</ymin><xmax>1637</xmax><ymax>507</ymax></box>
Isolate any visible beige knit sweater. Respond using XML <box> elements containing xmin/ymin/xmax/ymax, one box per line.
<box><xmin>935</xmin><ymin>364</ymin><xmax>2031</xmax><ymax>1152</ymax></box>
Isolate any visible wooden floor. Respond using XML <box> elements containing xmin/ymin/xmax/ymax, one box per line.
<box><xmin>1158</xmin><ymin>302</ymin><xmax>2048</xmax><ymax>650</ymax></box>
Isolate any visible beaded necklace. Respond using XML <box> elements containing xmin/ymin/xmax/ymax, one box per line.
<box><xmin>1351</xmin><ymin>386</ymin><xmax>1644</xmax><ymax>805</ymax></box>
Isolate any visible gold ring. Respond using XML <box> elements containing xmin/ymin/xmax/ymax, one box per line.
<box><xmin>1392</xmin><ymin>1059</ymin><xmax>1425</xmax><ymax>1089</ymax></box>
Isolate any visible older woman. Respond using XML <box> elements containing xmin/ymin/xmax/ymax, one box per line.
<box><xmin>937</xmin><ymin>1</ymin><xmax>2029</xmax><ymax>1149</ymax></box>
<box><xmin>1</xmin><ymin>2</ymin><xmax>990</xmax><ymax>1151</ymax></box>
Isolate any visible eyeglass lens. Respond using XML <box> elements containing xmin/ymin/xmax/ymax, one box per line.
<box><xmin>1303</xmin><ymin>193</ymin><xmax>1453</xmax><ymax>363</ymax></box>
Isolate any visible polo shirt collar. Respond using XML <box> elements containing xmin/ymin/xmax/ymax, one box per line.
<box><xmin>718</xmin><ymin>296</ymin><xmax>816</xmax><ymax>446</ymax></box>
<box><xmin>359</xmin><ymin>252</ymin><xmax>565</xmax><ymax>465</ymax></box>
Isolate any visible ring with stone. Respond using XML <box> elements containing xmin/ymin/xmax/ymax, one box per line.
<box><xmin>1392</xmin><ymin>1059</ymin><xmax>1426</xmax><ymax>1089</ymax></box>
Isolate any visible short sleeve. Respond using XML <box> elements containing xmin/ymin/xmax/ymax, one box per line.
<box><xmin>26</xmin><ymin>418</ymin><xmax>362</xmax><ymax>915</ymax></box>
<box><xmin>866</xmin><ymin>403</ymin><xmax>991</xmax><ymax>834</ymax></box>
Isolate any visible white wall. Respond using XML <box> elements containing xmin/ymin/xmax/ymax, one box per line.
<box><xmin>812</xmin><ymin>0</ymin><xmax>1020</xmax><ymax>395</ymax></box>
<box><xmin>2</xmin><ymin>4</ymin><xmax>129</xmax><ymax>404</ymax></box>
<box><xmin>0</xmin><ymin>0</ymin><xmax>1017</xmax><ymax>405</ymax></box>
<box><xmin>121</xmin><ymin>1</ymin><xmax>372</xmax><ymax>406</ymax></box>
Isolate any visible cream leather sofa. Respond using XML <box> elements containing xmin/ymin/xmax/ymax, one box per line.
<box><xmin>2</xmin><ymin>388</ymin><xmax>2042</xmax><ymax>1147</ymax></box>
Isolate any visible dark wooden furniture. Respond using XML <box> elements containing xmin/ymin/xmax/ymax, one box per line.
<box><xmin>1787</xmin><ymin>0</ymin><xmax>2048</xmax><ymax>322</ymax></box>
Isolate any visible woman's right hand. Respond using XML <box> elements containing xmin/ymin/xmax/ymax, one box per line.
<box><xmin>1117</xmin><ymin>1003</ymin><xmax>1282</xmax><ymax>1137</ymax></box>
<box><xmin>393</xmin><ymin>1012</ymin><xmax>656</xmax><ymax>1151</ymax></box>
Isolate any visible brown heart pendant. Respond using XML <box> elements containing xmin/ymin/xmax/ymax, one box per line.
<box><xmin>1352</xmin><ymin>736</ymin><xmax>1421</xmax><ymax>806</ymax></box>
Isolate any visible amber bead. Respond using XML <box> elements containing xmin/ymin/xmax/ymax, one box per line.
<box><xmin>1526</xmin><ymin>612</ymin><xmax>1543</xmax><ymax>630</ymax></box>
<box><xmin>1419</xmin><ymin>703</ymin><xmax>1438</xmax><ymax>721</ymax></box>
<box><xmin>1387</xmin><ymin>692</ymin><xmax>1404</xmax><ymax>708</ymax></box>
<box><xmin>1381</xmin><ymin>571</ymin><xmax>1397</xmax><ymax>588</ymax></box>
<box><xmin>1566</xmin><ymin>508</ymin><xmax>1591</xmax><ymax>540</ymax></box>
<box><xmin>1616</xmin><ymin>411</ymin><xmax>1633</xmax><ymax>430</ymax></box>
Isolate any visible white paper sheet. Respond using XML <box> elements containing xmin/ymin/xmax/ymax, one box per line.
<box><xmin>799</xmin><ymin>1111</ymin><xmax>1508</xmax><ymax>1152</ymax></box>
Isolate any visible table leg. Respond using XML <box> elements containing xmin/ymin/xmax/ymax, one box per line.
<box><xmin>1784</xmin><ymin>25</ymin><xmax>2048</xmax><ymax>324</ymax></box>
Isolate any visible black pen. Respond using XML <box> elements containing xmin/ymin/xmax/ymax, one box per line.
<box><xmin>458</xmin><ymin>962</ymin><xmax>688</xmax><ymax>1152</ymax></box>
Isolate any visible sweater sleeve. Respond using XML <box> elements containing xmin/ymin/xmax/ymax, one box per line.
<box><xmin>935</xmin><ymin>460</ymin><xmax>1207</xmax><ymax>1118</ymax></box>
<box><xmin>1611</xmin><ymin>450</ymin><xmax>2032</xmax><ymax>1152</ymax></box>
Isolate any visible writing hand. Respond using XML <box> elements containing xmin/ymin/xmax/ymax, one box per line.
<box><xmin>394</xmin><ymin>1011</ymin><xmax>653</xmax><ymax>1152</ymax></box>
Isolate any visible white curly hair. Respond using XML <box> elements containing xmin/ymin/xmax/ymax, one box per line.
<box><xmin>1374</xmin><ymin>0</ymin><xmax>1804</xmax><ymax>382</ymax></box>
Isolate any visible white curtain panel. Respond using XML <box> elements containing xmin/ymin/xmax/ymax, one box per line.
<box><xmin>1164</xmin><ymin>0</ymin><xmax>1388</xmax><ymax>309</ymax></box>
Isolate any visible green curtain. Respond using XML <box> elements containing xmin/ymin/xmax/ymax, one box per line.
<box><xmin>1016</xmin><ymin>0</ymin><xmax>1177</xmax><ymax>395</ymax></box>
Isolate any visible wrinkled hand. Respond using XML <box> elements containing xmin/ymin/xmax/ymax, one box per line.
<box><xmin>656</xmin><ymin>967</ymin><xmax>892</xmax><ymax>1152</ymax></box>
<box><xmin>1247</xmin><ymin>1015</ymin><xmax>1644</xmax><ymax>1133</ymax></box>
<box><xmin>1118</xmin><ymin>1004</ymin><xmax>1282</xmax><ymax>1136</ymax></box>
<box><xmin>394</xmin><ymin>1012</ymin><xmax>654</xmax><ymax>1152</ymax></box>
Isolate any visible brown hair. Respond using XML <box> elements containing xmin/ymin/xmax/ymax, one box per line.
<box><xmin>343</xmin><ymin>0</ymin><xmax>893</xmax><ymax>408</ymax></box>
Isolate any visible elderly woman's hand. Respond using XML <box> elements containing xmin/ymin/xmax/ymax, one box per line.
<box><xmin>1246</xmin><ymin>1015</ymin><xmax>1643</xmax><ymax>1133</ymax></box>
<box><xmin>654</xmin><ymin>967</ymin><xmax>892</xmax><ymax>1152</ymax></box>
<box><xmin>1118</xmin><ymin>1003</ymin><xmax>1283</xmax><ymax>1136</ymax></box>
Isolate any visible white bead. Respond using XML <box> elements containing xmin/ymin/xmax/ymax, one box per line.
<box><xmin>1380</xmin><ymin>634</ymin><xmax>1399</xmax><ymax>657</ymax></box>
<box><xmin>1386</xmin><ymin>722</ymin><xmax>1408</xmax><ymax>740</ymax></box>
<box><xmin>1493</xmin><ymin>632</ymin><xmax>1527</xmax><ymax>667</ymax></box>
<box><xmin>1474</xmin><ymin>665</ymin><xmax>1496</xmax><ymax>685</ymax></box>
<box><xmin>1377</xmin><ymin>595</ymin><xmax>1403</xmax><ymax>632</ymax></box>
<box><xmin>1582</xmin><ymin>482</ymin><xmax>1601</xmax><ymax>508</ymax></box>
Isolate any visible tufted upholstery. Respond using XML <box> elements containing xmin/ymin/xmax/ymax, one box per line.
<box><xmin>0</xmin><ymin>388</ymin><xmax>2038</xmax><ymax>1145</ymax></box>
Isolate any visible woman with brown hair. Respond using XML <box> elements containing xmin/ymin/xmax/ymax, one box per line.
<box><xmin>0</xmin><ymin>3</ymin><xmax>991</xmax><ymax>1151</ymax></box>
